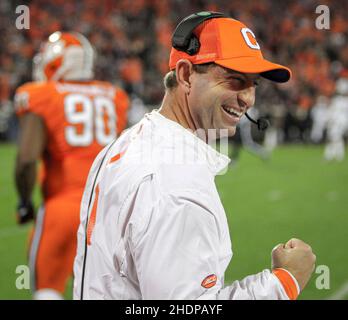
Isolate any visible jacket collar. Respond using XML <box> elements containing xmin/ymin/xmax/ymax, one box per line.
<box><xmin>146</xmin><ymin>110</ymin><xmax>231</xmax><ymax>176</ymax></box>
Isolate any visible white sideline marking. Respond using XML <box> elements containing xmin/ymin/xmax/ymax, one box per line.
<box><xmin>326</xmin><ymin>191</ymin><xmax>338</xmax><ymax>202</ymax></box>
<box><xmin>267</xmin><ymin>190</ymin><xmax>282</xmax><ymax>202</ymax></box>
<box><xmin>0</xmin><ymin>226</ymin><xmax>28</xmax><ymax>239</ymax></box>
<box><xmin>327</xmin><ymin>281</ymin><xmax>348</xmax><ymax>300</ymax></box>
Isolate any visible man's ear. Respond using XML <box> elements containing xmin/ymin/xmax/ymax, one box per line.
<box><xmin>175</xmin><ymin>59</ymin><xmax>193</xmax><ymax>94</ymax></box>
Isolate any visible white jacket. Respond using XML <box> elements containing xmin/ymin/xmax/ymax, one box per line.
<box><xmin>73</xmin><ymin>110</ymin><xmax>296</xmax><ymax>300</ymax></box>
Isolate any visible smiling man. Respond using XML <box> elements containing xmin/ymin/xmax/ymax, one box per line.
<box><xmin>73</xmin><ymin>12</ymin><xmax>316</xmax><ymax>300</ymax></box>
<box><xmin>160</xmin><ymin>63</ymin><xmax>259</xmax><ymax>138</ymax></box>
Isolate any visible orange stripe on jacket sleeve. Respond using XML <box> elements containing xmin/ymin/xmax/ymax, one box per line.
<box><xmin>108</xmin><ymin>146</ymin><xmax>129</xmax><ymax>164</ymax></box>
<box><xmin>86</xmin><ymin>184</ymin><xmax>100</xmax><ymax>245</ymax></box>
<box><xmin>109</xmin><ymin>152</ymin><xmax>122</xmax><ymax>164</ymax></box>
<box><xmin>272</xmin><ymin>268</ymin><xmax>300</xmax><ymax>300</ymax></box>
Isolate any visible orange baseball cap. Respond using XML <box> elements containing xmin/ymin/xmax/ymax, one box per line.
<box><xmin>169</xmin><ymin>16</ymin><xmax>292</xmax><ymax>83</ymax></box>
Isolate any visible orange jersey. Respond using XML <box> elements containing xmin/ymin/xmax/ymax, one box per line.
<box><xmin>15</xmin><ymin>80</ymin><xmax>129</xmax><ymax>200</ymax></box>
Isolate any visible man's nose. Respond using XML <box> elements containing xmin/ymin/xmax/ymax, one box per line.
<box><xmin>237</xmin><ymin>86</ymin><xmax>255</xmax><ymax>110</ymax></box>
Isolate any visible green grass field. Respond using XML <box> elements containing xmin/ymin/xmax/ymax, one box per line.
<box><xmin>0</xmin><ymin>143</ymin><xmax>347</xmax><ymax>299</ymax></box>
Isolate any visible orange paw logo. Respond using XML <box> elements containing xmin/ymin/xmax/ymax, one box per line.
<box><xmin>201</xmin><ymin>274</ymin><xmax>217</xmax><ymax>289</ymax></box>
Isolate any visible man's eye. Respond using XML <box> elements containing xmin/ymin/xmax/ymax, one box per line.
<box><xmin>253</xmin><ymin>80</ymin><xmax>259</xmax><ymax>87</ymax></box>
<box><xmin>232</xmin><ymin>77</ymin><xmax>245</xmax><ymax>84</ymax></box>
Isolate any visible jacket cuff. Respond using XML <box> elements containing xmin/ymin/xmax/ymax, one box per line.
<box><xmin>272</xmin><ymin>268</ymin><xmax>300</xmax><ymax>300</ymax></box>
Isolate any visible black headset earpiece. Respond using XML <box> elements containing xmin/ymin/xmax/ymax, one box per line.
<box><xmin>172</xmin><ymin>11</ymin><xmax>227</xmax><ymax>55</ymax></box>
<box><xmin>186</xmin><ymin>36</ymin><xmax>200</xmax><ymax>56</ymax></box>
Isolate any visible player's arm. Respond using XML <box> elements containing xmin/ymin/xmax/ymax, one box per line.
<box><xmin>15</xmin><ymin>112</ymin><xmax>46</xmax><ymax>224</ymax></box>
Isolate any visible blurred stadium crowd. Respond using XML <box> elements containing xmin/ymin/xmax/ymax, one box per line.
<box><xmin>1</xmin><ymin>0</ymin><xmax>348</xmax><ymax>144</ymax></box>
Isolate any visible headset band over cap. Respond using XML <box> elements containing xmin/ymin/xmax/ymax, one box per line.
<box><xmin>169</xmin><ymin>12</ymin><xmax>291</xmax><ymax>83</ymax></box>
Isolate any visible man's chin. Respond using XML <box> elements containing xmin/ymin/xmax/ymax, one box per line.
<box><xmin>223</xmin><ymin>125</ymin><xmax>237</xmax><ymax>137</ymax></box>
<box><xmin>203</xmin><ymin>121</ymin><xmax>237</xmax><ymax>140</ymax></box>
<box><xmin>219</xmin><ymin>118</ymin><xmax>238</xmax><ymax>137</ymax></box>
<box><xmin>227</xmin><ymin>126</ymin><xmax>236</xmax><ymax>137</ymax></box>
<box><xmin>214</xmin><ymin>125</ymin><xmax>236</xmax><ymax>139</ymax></box>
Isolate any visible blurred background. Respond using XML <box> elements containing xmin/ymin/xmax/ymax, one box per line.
<box><xmin>0</xmin><ymin>0</ymin><xmax>347</xmax><ymax>299</ymax></box>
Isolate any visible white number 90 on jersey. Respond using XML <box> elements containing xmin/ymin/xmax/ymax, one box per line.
<box><xmin>64</xmin><ymin>93</ymin><xmax>117</xmax><ymax>146</ymax></box>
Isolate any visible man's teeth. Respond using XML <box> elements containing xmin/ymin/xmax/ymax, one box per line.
<box><xmin>222</xmin><ymin>106</ymin><xmax>242</xmax><ymax>117</ymax></box>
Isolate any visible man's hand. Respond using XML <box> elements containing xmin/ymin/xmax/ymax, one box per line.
<box><xmin>272</xmin><ymin>238</ymin><xmax>316</xmax><ymax>291</ymax></box>
<box><xmin>16</xmin><ymin>200</ymin><xmax>35</xmax><ymax>224</ymax></box>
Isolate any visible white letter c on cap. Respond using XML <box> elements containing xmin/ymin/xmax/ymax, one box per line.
<box><xmin>241</xmin><ymin>28</ymin><xmax>260</xmax><ymax>50</ymax></box>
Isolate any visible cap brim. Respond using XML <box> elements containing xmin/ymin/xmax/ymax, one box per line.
<box><xmin>214</xmin><ymin>57</ymin><xmax>291</xmax><ymax>83</ymax></box>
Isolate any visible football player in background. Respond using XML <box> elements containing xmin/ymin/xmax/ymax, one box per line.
<box><xmin>323</xmin><ymin>79</ymin><xmax>348</xmax><ymax>161</ymax></box>
<box><xmin>310</xmin><ymin>95</ymin><xmax>330</xmax><ymax>144</ymax></box>
<box><xmin>14</xmin><ymin>31</ymin><xmax>130</xmax><ymax>299</ymax></box>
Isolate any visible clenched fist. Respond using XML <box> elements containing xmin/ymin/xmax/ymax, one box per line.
<box><xmin>272</xmin><ymin>238</ymin><xmax>316</xmax><ymax>291</ymax></box>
